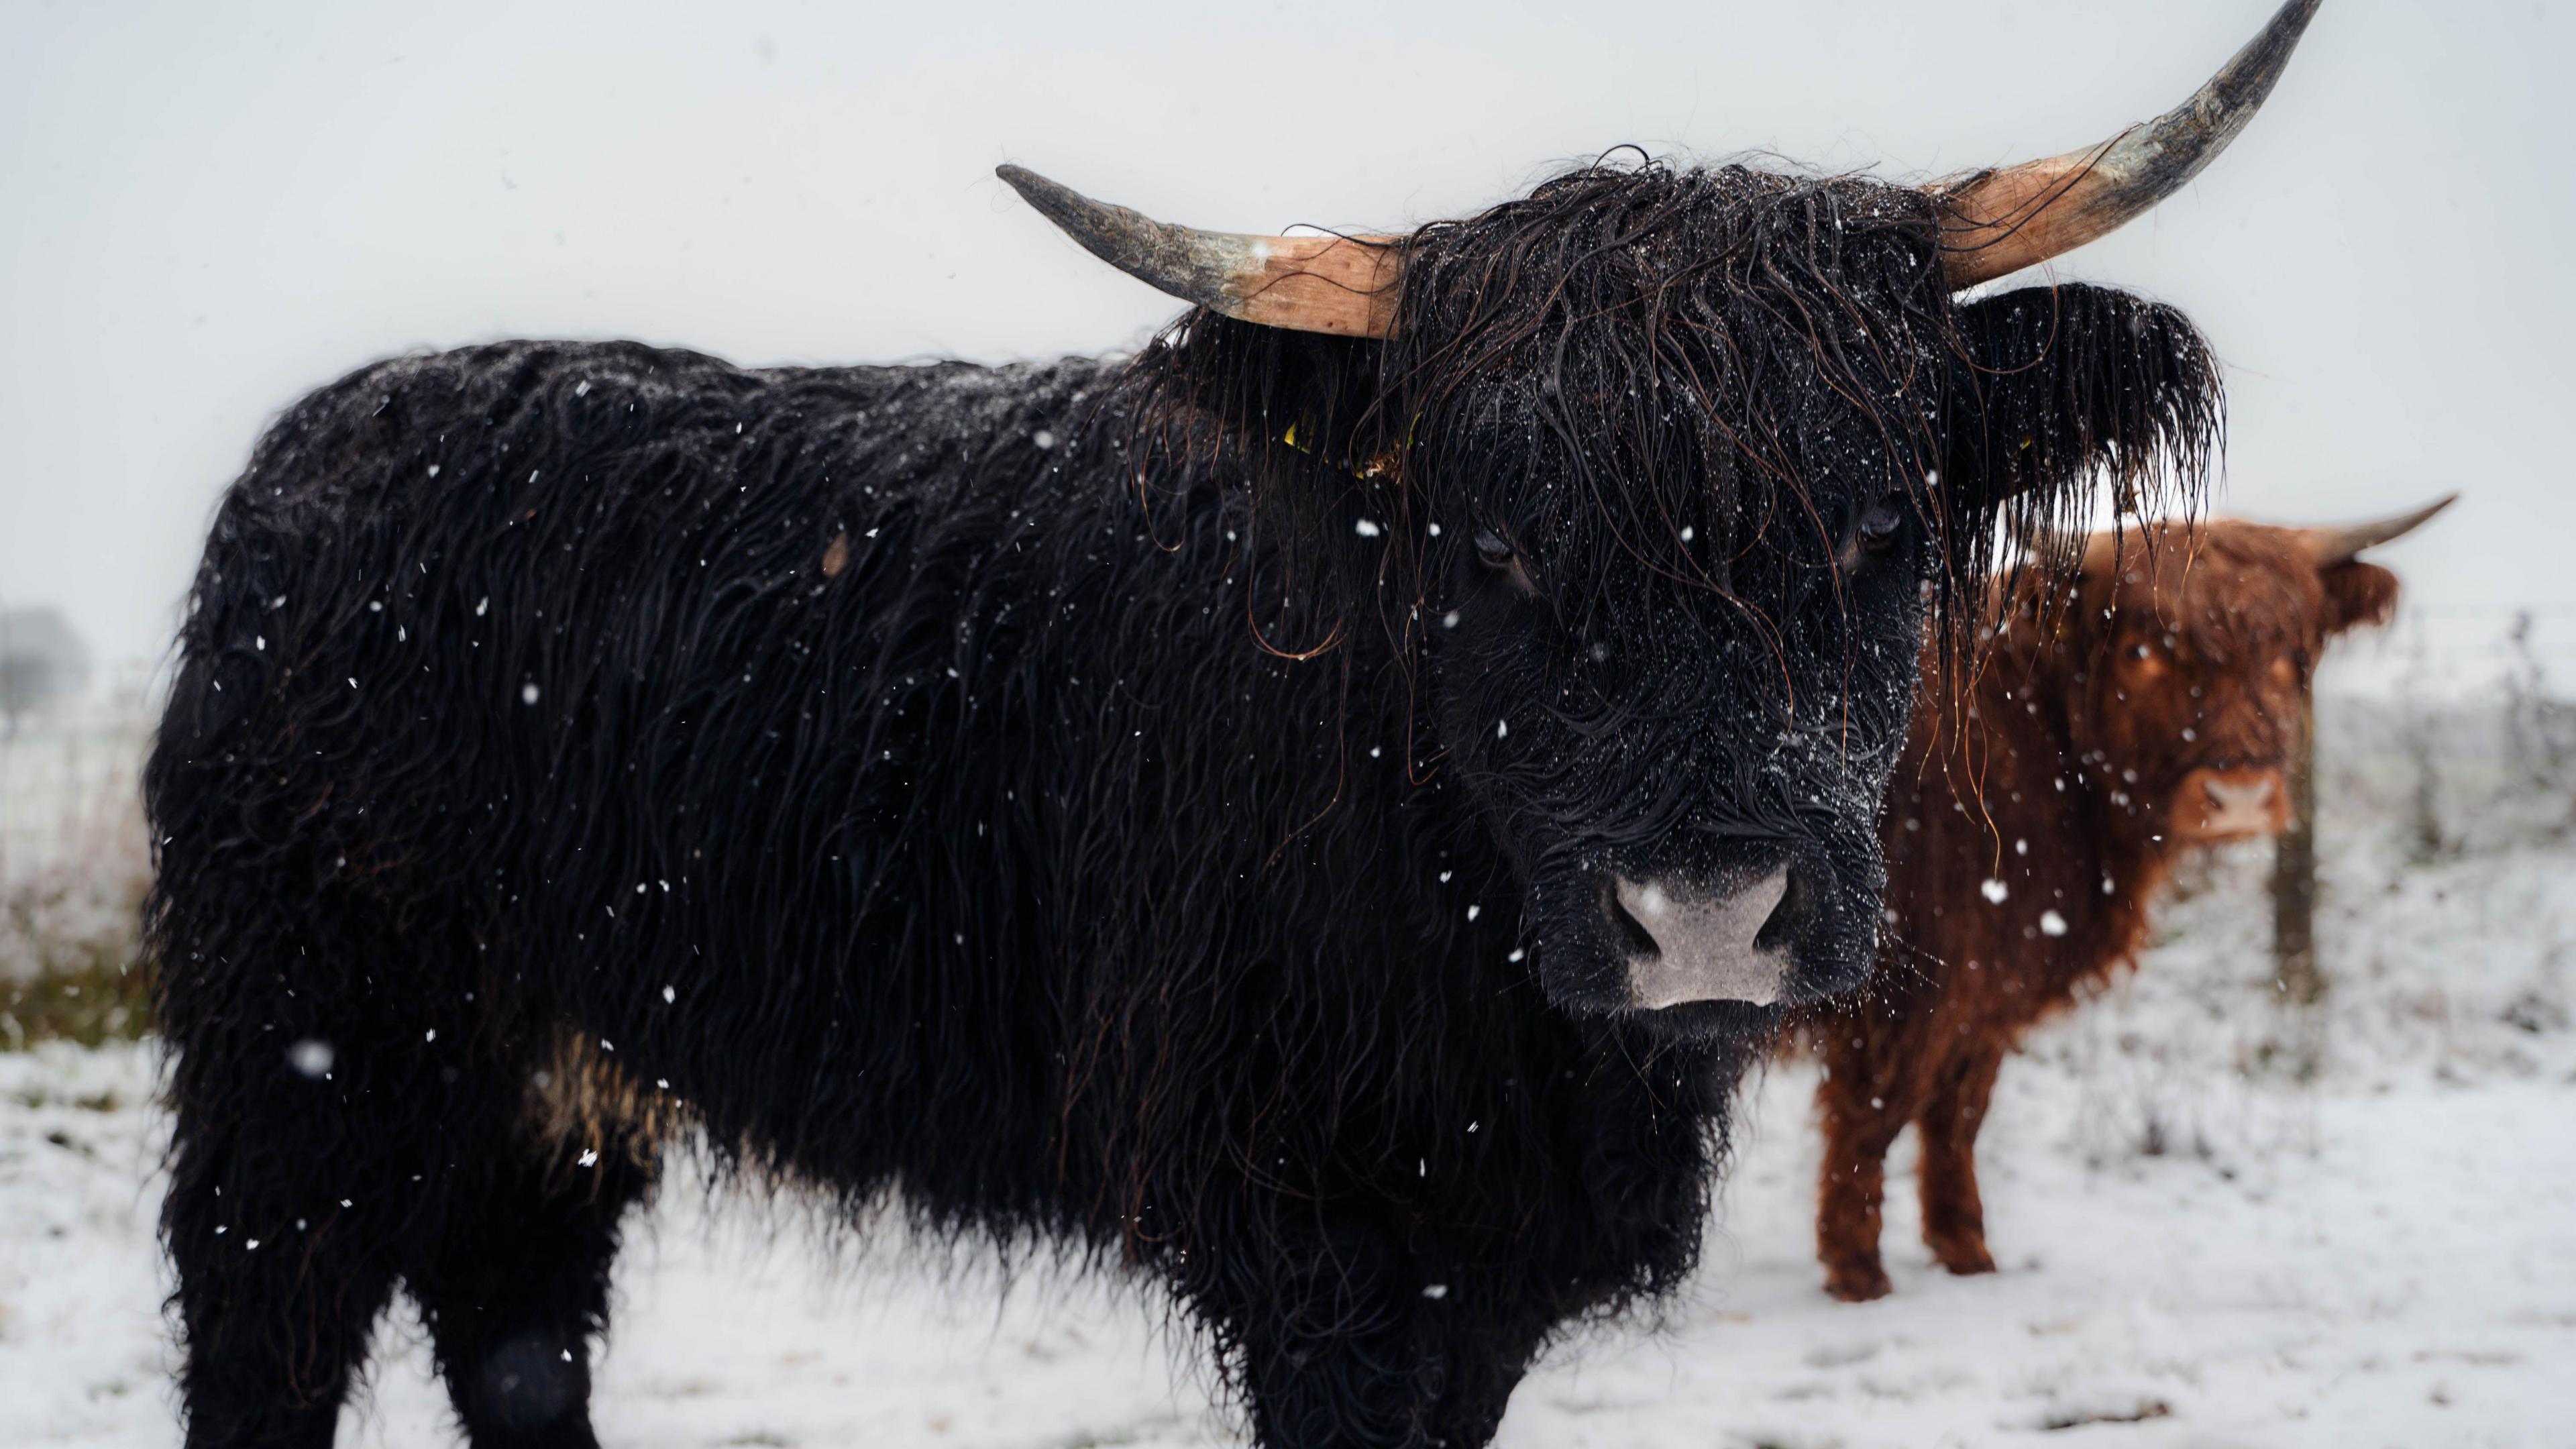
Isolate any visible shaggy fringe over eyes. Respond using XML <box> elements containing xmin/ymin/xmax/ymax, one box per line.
<box><xmin>1940</xmin><ymin>282</ymin><xmax>2226</xmax><ymax>633</ymax></box>
<box><xmin>1128</xmin><ymin>162</ymin><xmax>2225</xmax><ymax>668</ymax></box>
<box><xmin>1133</xmin><ymin>163</ymin><xmax>1953</xmax><ymax>651</ymax></box>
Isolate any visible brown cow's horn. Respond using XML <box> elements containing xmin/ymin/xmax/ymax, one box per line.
<box><xmin>997</xmin><ymin>165</ymin><xmax>1403</xmax><ymax>339</ymax></box>
<box><xmin>2298</xmin><ymin>492</ymin><xmax>2458</xmax><ymax>565</ymax></box>
<box><xmin>1933</xmin><ymin>0</ymin><xmax>2324</xmax><ymax>290</ymax></box>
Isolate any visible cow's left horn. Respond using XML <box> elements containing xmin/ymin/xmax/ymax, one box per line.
<box><xmin>1934</xmin><ymin>0</ymin><xmax>2324</xmax><ymax>290</ymax></box>
<box><xmin>998</xmin><ymin>166</ymin><xmax>1403</xmax><ymax>339</ymax></box>
<box><xmin>2297</xmin><ymin>492</ymin><xmax>2458</xmax><ymax>565</ymax></box>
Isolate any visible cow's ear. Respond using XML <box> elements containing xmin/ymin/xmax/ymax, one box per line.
<box><xmin>1939</xmin><ymin>284</ymin><xmax>2224</xmax><ymax>527</ymax></box>
<box><xmin>2319</xmin><ymin>559</ymin><xmax>2402</xmax><ymax>635</ymax></box>
<box><xmin>1134</xmin><ymin>309</ymin><xmax>1387</xmax><ymax>485</ymax></box>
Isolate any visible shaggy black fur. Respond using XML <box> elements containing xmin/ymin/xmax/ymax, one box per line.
<box><xmin>146</xmin><ymin>160</ymin><xmax>2220</xmax><ymax>1448</ymax></box>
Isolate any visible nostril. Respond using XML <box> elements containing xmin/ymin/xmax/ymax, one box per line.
<box><xmin>1754</xmin><ymin>864</ymin><xmax>1815</xmax><ymax>952</ymax></box>
<box><xmin>2205</xmin><ymin>776</ymin><xmax>2275</xmax><ymax>811</ymax></box>
<box><xmin>1602</xmin><ymin>877</ymin><xmax>1660</xmax><ymax>959</ymax></box>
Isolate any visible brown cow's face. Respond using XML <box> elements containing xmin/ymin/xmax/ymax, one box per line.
<box><xmin>2057</xmin><ymin>522</ymin><xmax>2399</xmax><ymax>845</ymax></box>
<box><xmin>2102</xmin><ymin>622</ymin><xmax>2302</xmax><ymax>843</ymax></box>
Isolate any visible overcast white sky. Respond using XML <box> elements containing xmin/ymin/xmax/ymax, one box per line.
<box><xmin>4</xmin><ymin>0</ymin><xmax>2568</xmax><ymax>672</ymax></box>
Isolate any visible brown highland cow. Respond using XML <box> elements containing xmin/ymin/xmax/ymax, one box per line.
<box><xmin>1801</xmin><ymin>500</ymin><xmax>2451</xmax><ymax>1302</ymax></box>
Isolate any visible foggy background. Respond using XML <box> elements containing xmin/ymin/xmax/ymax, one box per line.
<box><xmin>7</xmin><ymin>9</ymin><xmax>2576</xmax><ymax>1442</ymax></box>
<box><xmin>4</xmin><ymin>0</ymin><xmax>2567</xmax><ymax>684</ymax></box>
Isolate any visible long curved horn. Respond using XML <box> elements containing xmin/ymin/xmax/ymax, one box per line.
<box><xmin>1934</xmin><ymin>0</ymin><xmax>2323</xmax><ymax>290</ymax></box>
<box><xmin>997</xmin><ymin>166</ymin><xmax>1402</xmax><ymax>339</ymax></box>
<box><xmin>2295</xmin><ymin>492</ymin><xmax>2458</xmax><ymax>565</ymax></box>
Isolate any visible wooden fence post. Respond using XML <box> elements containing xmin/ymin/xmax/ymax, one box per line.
<box><xmin>2271</xmin><ymin>690</ymin><xmax>2322</xmax><ymax>1004</ymax></box>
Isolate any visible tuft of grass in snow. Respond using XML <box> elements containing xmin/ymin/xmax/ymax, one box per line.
<box><xmin>2</xmin><ymin>717</ymin><xmax>152</xmax><ymax>1051</ymax></box>
<box><xmin>1</xmin><ymin>954</ymin><xmax>152</xmax><ymax>1053</ymax></box>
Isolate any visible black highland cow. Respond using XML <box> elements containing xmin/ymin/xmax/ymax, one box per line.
<box><xmin>146</xmin><ymin>6</ymin><xmax>2316</xmax><ymax>1444</ymax></box>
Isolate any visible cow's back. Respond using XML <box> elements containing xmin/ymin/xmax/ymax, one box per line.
<box><xmin>146</xmin><ymin>340</ymin><xmax>1129</xmax><ymax>1201</ymax></box>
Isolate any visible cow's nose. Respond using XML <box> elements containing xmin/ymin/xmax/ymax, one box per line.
<box><xmin>2182</xmin><ymin>767</ymin><xmax>2288</xmax><ymax>839</ymax></box>
<box><xmin>2204</xmin><ymin>775</ymin><xmax>2275</xmax><ymax>813</ymax></box>
<box><xmin>1611</xmin><ymin>867</ymin><xmax>1796</xmax><ymax>1009</ymax></box>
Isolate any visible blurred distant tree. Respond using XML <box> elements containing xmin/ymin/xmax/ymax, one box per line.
<box><xmin>2502</xmin><ymin>610</ymin><xmax>2576</xmax><ymax>808</ymax></box>
<box><xmin>0</xmin><ymin>606</ymin><xmax>91</xmax><ymax>732</ymax></box>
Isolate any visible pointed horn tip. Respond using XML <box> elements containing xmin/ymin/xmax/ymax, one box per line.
<box><xmin>994</xmin><ymin>164</ymin><xmax>1073</xmax><ymax>213</ymax></box>
<box><xmin>994</xmin><ymin>165</ymin><xmax>1128</xmax><ymax>233</ymax></box>
<box><xmin>2414</xmin><ymin>491</ymin><xmax>2461</xmax><ymax>522</ymax></box>
<box><xmin>2371</xmin><ymin>491</ymin><xmax>2461</xmax><ymax>539</ymax></box>
<box><xmin>2133</xmin><ymin>0</ymin><xmax>2327</xmax><ymax>158</ymax></box>
<box><xmin>2206</xmin><ymin>0</ymin><xmax>2326</xmax><ymax>95</ymax></box>
<box><xmin>2307</xmin><ymin>492</ymin><xmax>2460</xmax><ymax>563</ymax></box>
<box><xmin>2226</xmin><ymin>0</ymin><xmax>2328</xmax><ymax>101</ymax></box>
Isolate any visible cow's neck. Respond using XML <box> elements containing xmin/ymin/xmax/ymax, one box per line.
<box><xmin>1976</xmin><ymin>644</ymin><xmax>2172</xmax><ymax>994</ymax></box>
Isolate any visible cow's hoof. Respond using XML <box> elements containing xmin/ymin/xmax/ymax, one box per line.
<box><xmin>1823</xmin><ymin>1262</ymin><xmax>1892</xmax><ymax>1301</ymax></box>
<box><xmin>1929</xmin><ymin>1236</ymin><xmax>1997</xmax><ymax>1276</ymax></box>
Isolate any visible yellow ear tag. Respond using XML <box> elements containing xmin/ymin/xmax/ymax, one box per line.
<box><xmin>1282</xmin><ymin>419</ymin><xmax>1409</xmax><ymax>484</ymax></box>
<box><xmin>1279</xmin><ymin>419</ymin><xmax>1357</xmax><ymax>478</ymax></box>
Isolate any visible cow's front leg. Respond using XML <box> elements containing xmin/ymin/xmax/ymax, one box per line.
<box><xmin>1411</xmin><ymin>1276</ymin><xmax>1557</xmax><ymax>1448</ymax></box>
<box><xmin>1815</xmin><ymin>1038</ymin><xmax>1907</xmax><ymax>1302</ymax></box>
<box><xmin>1917</xmin><ymin>1044</ymin><xmax>2006</xmax><ymax>1276</ymax></box>
<box><xmin>1205</xmin><ymin>1212</ymin><xmax>1542</xmax><ymax>1448</ymax></box>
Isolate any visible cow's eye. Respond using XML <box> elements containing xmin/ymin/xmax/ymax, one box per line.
<box><xmin>1474</xmin><ymin>529</ymin><xmax>1538</xmax><ymax>596</ymax></box>
<box><xmin>1858</xmin><ymin>496</ymin><xmax>1907</xmax><ymax>549</ymax></box>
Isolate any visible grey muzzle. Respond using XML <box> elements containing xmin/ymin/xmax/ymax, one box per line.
<box><xmin>1615</xmin><ymin>868</ymin><xmax>1795</xmax><ymax>1009</ymax></box>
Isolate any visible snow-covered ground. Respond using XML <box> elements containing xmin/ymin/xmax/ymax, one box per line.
<box><xmin>4</xmin><ymin>698</ymin><xmax>2574</xmax><ymax>1447</ymax></box>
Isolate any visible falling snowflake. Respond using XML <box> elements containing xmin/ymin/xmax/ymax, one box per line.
<box><xmin>286</xmin><ymin>1039</ymin><xmax>334</xmax><ymax>1079</ymax></box>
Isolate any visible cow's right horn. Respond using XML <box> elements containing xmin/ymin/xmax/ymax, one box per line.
<box><xmin>1933</xmin><ymin>0</ymin><xmax>2324</xmax><ymax>290</ymax></box>
<box><xmin>2295</xmin><ymin>493</ymin><xmax>2459</xmax><ymax>565</ymax></box>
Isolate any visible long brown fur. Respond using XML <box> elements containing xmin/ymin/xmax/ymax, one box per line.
<box><xmin>1794</xmin><ymin>517</ymin><xmax>2403</xmax><ymax>1301</ymax></box>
